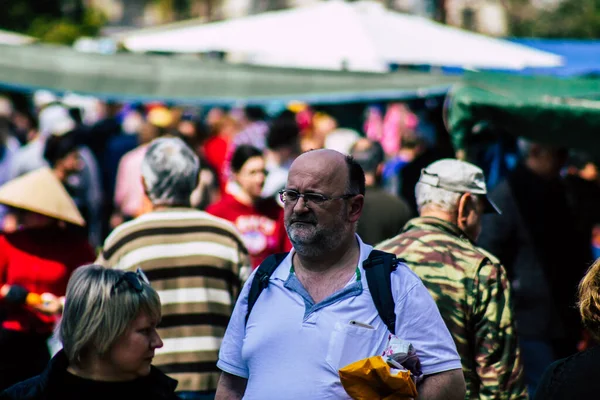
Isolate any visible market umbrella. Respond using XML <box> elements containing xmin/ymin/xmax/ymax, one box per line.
<box><xmin>119</xmin><ymin>0</ymin><xmax>563</xmax><ymax>72</ymax></box>
<box><xmin>0</xmin><ymin>29</ymin><xmax>36</xmax><ymax>46</ymax></box>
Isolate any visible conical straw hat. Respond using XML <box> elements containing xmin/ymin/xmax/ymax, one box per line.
<box><xmin>0</xmin><ymin>167</ymin><xmax>85</xmax><ymax>226</ymax></box>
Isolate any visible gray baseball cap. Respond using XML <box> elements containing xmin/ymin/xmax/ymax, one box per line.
<box><xmin>418</xmin><ymin>159</ymin><xmax>501</xmax><ymax>214</ymax></box>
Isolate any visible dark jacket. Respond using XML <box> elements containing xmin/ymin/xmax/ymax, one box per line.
<box><xmin>534</xmin><ymin>346</ymin><xmax>600</xmax><ymax>400</ymax></box>
<box><xmin>478</xmin><ymin>164</ymin><xmax>591</xmax><ymax>356</ymax></box>
<box><xmin>358</xmin><ymin>186</ymin><xmax>413</xmax><ymax>246</ymax></box>
<box><xmin>0</xmin><ymin>350</ymin><xmax>180</xmax><ymax>400</ymax></box>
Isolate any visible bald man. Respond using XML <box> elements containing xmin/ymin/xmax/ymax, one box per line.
<box><xmin>216</xmin><ymin>149</ymin><xmax>465</xmax><ymax>400</ymax></box>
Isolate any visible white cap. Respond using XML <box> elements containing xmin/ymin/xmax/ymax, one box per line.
<box><xmin>419</xmin><ymin>159</ymin><xmax>501</xmax><ymax>214</ymax></box>
<box><xmin>62</xmin><ymin>93</ymin><xmax>101</xmax><ymax>125</ymax></box>
<box><xmin>33</xmin><ymin>90</ymin><xmax>58</xmax><ymax>110</ymax></box>
<box><xmin>38</xmin><ymin>104</ymin><xmax>75</xmax><ymax>138</ymax></box>
<box><xmin>0</xmin><ymin>96</ymin><xmax>13</xmax><ymax>118</ymax></box>
<box><xmin>324</xmin><ymin>128</ymin><xmax>360</xmax><ymax>155</ymax></box>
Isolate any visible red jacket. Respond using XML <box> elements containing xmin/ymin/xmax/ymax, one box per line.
<box><xmin>206</xmin><ymin>194</ymin><xmax>291</xmax><ymax>269</ymax></box>
<box><xmin>0</xmin><ymin>227</ymin><xmax>96</xmax><ymax>334</ymax></box>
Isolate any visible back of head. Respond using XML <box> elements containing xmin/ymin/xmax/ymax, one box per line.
<box><xmin>58</xmin><ymin>265</ymin><xmax>161</xmax><ymax>366</ymax></box>
<box><xmin>579</xmin><ymin>258</ymin><xmax>600</xmax><ymax>341</ymax></box>
<box><xmin>266</xmin><ymin>118</ymin><xmax>300</xmax><ymax>151</ymax></box>
<box><xmin>416</xmin><ymin>185</ymin><xmax>461</xmax><ymax>214</ymax></box>
<box><xmin>141</xmin><ymin>137</ymin><xmax>200</xmax><ymax>207</ymax></box>
<box><xmin>518</xmin><ymin>138</ymin><xmax>567</xmax><ymax>178</ymax></box>
<box><xmin>231</xmin><ymin>144</ymin><xmax>263</xmax><ymax>173</ymax></box>
<box><xmin>346</xmin><ymin>153</ymin><xmax>366</xmax><ymax>196</ymax></box>
<box><xmin>43</xmin><ymin>130</ymin><xmax>82</xmax><ymax>167</ymax></box>
<box><xmin>415</xmin><ymin>158</ymin><xmax>494</xmax><ymax>214</ymax></box>
<box><xmin>350</xmin><ymin>138</ymin><xmax>384</xmax><ymax>174</ymax></box>
<box><xmin>244</xmin><ymin>106</ymin><xmax>266</xmax><ymax>122</ymax></box>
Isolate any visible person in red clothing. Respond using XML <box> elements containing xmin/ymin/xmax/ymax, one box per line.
<box><xmin>203</xmin><ymin>114</ymin><xmax>240</xmax><ymax>194</ymax></box>
<box><xmin>207</xmin><ymin>145</ymin><xmax>291</xmax><ymax>269</ymax></box>
<box><xmin>0</xmin><ymin>167</ymin><xmax>95</xmax><ymax>390</ymax></box>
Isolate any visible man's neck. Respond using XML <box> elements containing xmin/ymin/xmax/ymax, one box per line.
<box><xmin>293</xmin><ymin>237</ymin><xmax>360</xmax><ymax>303</ymax></box>
<box><xmin>152</xmin><ymin>203</ymin><xmax>190</xmax><ymax>211</ymax></box>
<box><xmin>419</xmin><ymin>209</ymin><xmax>456</xmax><ymax>225</ymax></box>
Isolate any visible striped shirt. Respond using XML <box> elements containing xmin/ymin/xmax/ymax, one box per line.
<box><xmin>96</xmin><ymin>208</ymin><xmax>250</xmax><ymax>393</ymax></box>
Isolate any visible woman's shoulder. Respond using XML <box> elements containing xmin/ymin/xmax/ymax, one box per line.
<box><xmin>0</xmin><ymin>375</ymin><xmax>45</xmax><ymax>400</ymax></box>
<box><xmin>535</xmin><ymin>346</ymin><xmax>600</xmax><ymax>399</ymax></box>
<box><xmin>147</xmin><ymin>366</ymin><xmax>179</xmax><ymax>399</ymax></box>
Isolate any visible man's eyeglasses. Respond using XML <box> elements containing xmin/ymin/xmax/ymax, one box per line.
<box><xmin>278</xmin><ymin>189</ymin><xmax>356</xmax><ymax>205</ymax></box>
<box><xmin>111</xmin><ymin>268</ymin><xmax>151</xmax><ymax>295</ymax></box>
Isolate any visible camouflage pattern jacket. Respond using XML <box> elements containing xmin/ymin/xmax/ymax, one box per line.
<box><xmin>376</xmin><ymin>217</ymin><xmax>528</xmax><ymax>400</ymax></box>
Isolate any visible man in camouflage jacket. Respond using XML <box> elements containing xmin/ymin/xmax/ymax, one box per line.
<box><xmin>377</xmin><ymin>159</ymin><xmax>528</xmax><ymax>400</ymax></box>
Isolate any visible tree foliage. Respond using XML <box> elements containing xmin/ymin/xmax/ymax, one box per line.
<box><xmin>506</xmin><ymin>0</ymin><xmax>600</xmax><ymax>38</ymax></box>
<box><xmin>0</xmin><ymin>1</ymin><xmax>106</xmax><ymax>45</ymax></box>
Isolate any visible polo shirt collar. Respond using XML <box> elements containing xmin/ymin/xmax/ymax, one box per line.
<box><xmin>271</xmin><ymin>234</ymin><xmax>373</xmax><ymax>281</ymax></box>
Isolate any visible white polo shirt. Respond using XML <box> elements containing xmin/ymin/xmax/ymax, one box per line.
<box><xmin>218</xmin><ymin>235</ymin><xmax>461</xmax><ymax>399</ymax></box>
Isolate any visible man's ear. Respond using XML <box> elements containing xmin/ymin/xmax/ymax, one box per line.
<box><xmin>348</xmin><ymin>194</ymin><xmax>364</xmax><ymax>223</ymax></box>
<box><xmin>457</xmin><ymin>193</ymin><xmax>474</xmax><ymax>228</ymax></box>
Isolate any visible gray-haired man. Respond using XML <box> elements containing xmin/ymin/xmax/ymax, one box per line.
<box><xmin>377</xmin><ymin>159</ymin><xmax>527</xmax><ymax>399</ymax></box>
<box><xmin>97</xmin><ymin>137</ymin><xmax>250</xmax><ymax>399</ymax></box>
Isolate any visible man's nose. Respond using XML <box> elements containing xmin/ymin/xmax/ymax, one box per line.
<box><xmin>292</xmin><ymin>196</ymin><xmax>310</xmax><ymax>213</ymax></box>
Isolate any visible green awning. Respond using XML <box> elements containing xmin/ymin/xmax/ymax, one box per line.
<box><xmin>446</xmin><ymin>72</ymin><xmax>600</xmax><ymax>156</ymax></box>
<box><xmin>0</xmin><ymin>43</ymin><xmax>458</xmax><ymax>106</ymax></box>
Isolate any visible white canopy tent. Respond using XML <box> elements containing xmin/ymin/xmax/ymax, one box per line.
<box><xmin>119</xmin><ymin>1</ymin><xmax>563</xmax><ymax>72</ymax></box>
<box><xmin>0</xmin><ymin>29</ymin><xmax>36</xmax><ymax>46</ymax></box>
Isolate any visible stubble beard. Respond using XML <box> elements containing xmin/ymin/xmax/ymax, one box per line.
<box><xmin>287</xmin><ymin>221</ymin><xmax>348</xmax><ymax>258</ymax></box>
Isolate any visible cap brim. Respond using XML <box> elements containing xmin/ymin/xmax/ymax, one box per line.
<box><xmin>483</xmin><ymin>196</ymin><xmax>501</xmax><ymax>215</ymax></box>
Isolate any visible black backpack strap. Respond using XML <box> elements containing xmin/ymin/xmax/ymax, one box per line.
<box><xmin>245</xmin><ymin>252</ymin><xmax>289</xmax><ymax>325</ymax></box>
<box><xmin>363</xmin><ymin>250</ymin><xmax>399</xmax><ymax>335</ymax></box>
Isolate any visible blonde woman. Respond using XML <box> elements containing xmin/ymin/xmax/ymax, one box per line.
<box><xmin>1</xmin><ymin>265</ymin><xmax>179</xmax><ymax>400</ymax></box>
<box><xmin>534</xmin><ymin>258</ymin><xmax>600</xmax><ymax>399</ymax></box>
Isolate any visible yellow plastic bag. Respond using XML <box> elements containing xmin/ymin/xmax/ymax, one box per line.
<box><xmin>339</xmin><ymin>356</ymin><xmax>418</xmax><ymax>400</ymax></box>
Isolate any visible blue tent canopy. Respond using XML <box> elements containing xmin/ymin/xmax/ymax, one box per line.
<box><xmin>508</xmin><ymin>39</ymin><xmax>600</xmax><ymax>77</ymax></box>
<box><xmin>440</xmin><ymin>39</ymin><xmax>600</xmax><ymax>78</ymax></box>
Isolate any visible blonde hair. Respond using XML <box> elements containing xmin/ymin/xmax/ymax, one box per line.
<box><xmin>578</xmin><ymin>258</ymin><xmax>600</xmax><ymax>340</ymax></box>
<box><xmin>57</xmin><ymin>265</ymin><xmax>161</xmax><ymax>366</ymax></box>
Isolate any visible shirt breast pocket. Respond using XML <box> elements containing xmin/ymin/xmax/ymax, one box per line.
<box><xmin>325</xmin><ymin>321</ymin><xmax>384</xmax><ymax>373</ymax></box>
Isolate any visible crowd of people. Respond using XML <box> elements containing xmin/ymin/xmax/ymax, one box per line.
<box><xmin>0</xmin><ymin>89</ymin><xmax>599</xmax><ymax>399</ymax></box>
